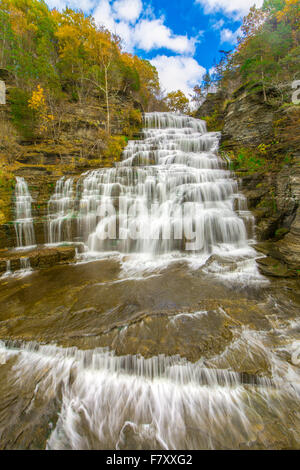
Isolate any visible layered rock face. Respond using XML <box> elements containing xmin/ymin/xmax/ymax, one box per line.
<box><xmin>222</xmin><ymin>92</ymin><xmax>275</xmax><ymax>148</ymax></box>
<box><xmin>242</xmin><ymin>157</ymin><xmax>300</xmax><ymax>277</ymax></box>
<box><xmin>196</xmin><ymin>86</ymin><xmax>300</xmax><ymax>277</ymax></box>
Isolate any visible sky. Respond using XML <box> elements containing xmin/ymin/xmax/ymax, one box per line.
<box><xmin>45</xmin><ymin>0</ymin><xmax>264</xmax><ymax>98</ymax></box>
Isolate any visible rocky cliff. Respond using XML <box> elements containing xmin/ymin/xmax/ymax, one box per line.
<box><xmin>196</xmin><ymin>84</ymin><xmax>300</xmax><ymax>278</ymax></box>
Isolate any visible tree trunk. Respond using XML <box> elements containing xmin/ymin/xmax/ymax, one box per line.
<box><xmin>104</xmin><ymin>66</ymin><xmax>110</xmax><ymax>135</ymax></box>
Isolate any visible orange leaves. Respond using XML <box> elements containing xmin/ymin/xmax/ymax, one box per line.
<box><xmin>8</xmin><ymin>5</ymin><xmax>28</xmax><ymax>36</ymax></box>
<box><xmin>121</xmin><ymin>53</ymin><xmax>135</xmax><ymax>69</ymax></box>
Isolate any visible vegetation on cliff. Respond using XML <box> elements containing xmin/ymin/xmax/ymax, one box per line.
<box><xmin>0</xmin><ymin>0</ymin><xmax>164</xmax><ymax>163</ymax></box>
<box><xmin>219</xmin><ymin>0</ymin><xmax>299</xmax><ymax>102</ymax></box>
<box><xmin>194</xmin><ymin>0</ymin><xmax>299</xmax><ymax>169</ymax></box>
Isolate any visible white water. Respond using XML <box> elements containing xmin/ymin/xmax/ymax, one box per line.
<box><xmin>46</xmin><ymin>113</ymin><xmax>261</xmax><ymax>281</ymax></box>
<box><xmin>47</xmin><ymin>177</ymin><xmax>74</xmax><ymax>244</ymax></box>
<box><xmin>14</xmin><ymin>177</ymin><xmax>36</xmax><ymax>248</ymax></box>
<box><xmin>1</xmin><ymin>257</ymin><xmax>32</xmax><ymax>279</ymax></box>
<box><xmin>1</xmin><ymin>260</ymin><xmax>11</xmax><ymax>279</ymax></box>
<box><xmin>0</xmin><ymin>334</ymin><xmax>299</xmax><ymax>450</ymax></box>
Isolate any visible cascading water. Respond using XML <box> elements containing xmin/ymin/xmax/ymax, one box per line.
<box><xmin>14</xmin><ymin>177</ymin><xmax>36</xmax><ymax>248</ymax></box>
<box><xmin>2</xmin><ymin>113</ymin><xmax>294</xmax><ymax>451</ymax></box>
<box><xmin>47</xmin><ymin>177</ymin><xmax>74</xmax><ymax>244</ymax></box>
<box><xmin>47</xmin><ymin>112</ymin><xmax>259</xmax><ymax>281</ymax></box>
<box><xmin>1</xmin><ymin>329</ymin><xmax>300</xmax><ymax>450</ymax></box>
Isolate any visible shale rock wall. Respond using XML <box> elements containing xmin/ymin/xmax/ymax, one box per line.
<box><xmin>197</xmin><ymin>86</ymin><xmax>300</xmax><ymax>277</ymax></box>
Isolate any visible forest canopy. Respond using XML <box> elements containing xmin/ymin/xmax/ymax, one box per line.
<box><xmin>0</xmin><ymin>0</ymin><xmax>163</xmax><ymax>139</ymax></box>
<box><xmin>193</xmin><ymin>0</ymin><xmax>300</xmax><ymax>104</ymax></box>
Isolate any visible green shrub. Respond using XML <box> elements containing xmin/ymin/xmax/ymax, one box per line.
<box><xmin>9</xmin><ymin>88</ymin><xmax>37</xmax><ymax>140</ymax></box>
<box><xmin>274</xmin><ymin>227</ymin><xmax>289</xmax><ymax>239</ymax></box>
<box><xmin>200</xmin><ymin>109</ymin><xmax>223</xmax><ymax>131</ymax></box>
<box><xmin>228</xmin><ymin>148</ymin><xmax>265</xmax><ymax>173</ymax></box>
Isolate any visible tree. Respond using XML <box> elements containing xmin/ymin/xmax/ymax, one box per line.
<box><xmin>190</xmin><ymin>85</ymin><xmax>205</xmax><ymax>108</ymax></box>
<box><xmin>119</xmin><ymin>53</ymin><xmax>140</xmax><ymax>94</ymax></box>
<box><xmin>0</xmin><ymin>0</ymin><xmax>163</xmax><ymax>141</ymax></box>
<box><xmin>164</xmin><ymin>90</ymin><xmax>190</xmax><ymax>114</ymax></box>
<box><xmin>133</xmin><ymin>57</ymin><xmax>160</xmax><ymax>111</ymax></box>
<box><xmin>86</xmin><ymin>27</ymin><xmax>122</xmax><ymax>134</ymax></box>
<box><xmin>28</xmin><ymin>84</ymin><xmax>54</xmax><ymax>135</ymax></box>
<box><xmin>202</xmin><ymin>72</ymin><xmax>212</xmax><ymax>93</ymax></box>
<box><xmin>1</xmin><ymin>0</ymin><xmax>58</xmax><ymax>88</ymax></box>
<box><xmin>54</xmin><ymin>8</ymin><xmax>94</xmax><ymax>102</ymax></box>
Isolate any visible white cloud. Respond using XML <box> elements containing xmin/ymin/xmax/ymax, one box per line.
<box><xmin>134</xmin><ymin>19</ymin><xmax>196</xmax><ymax>54</ymax></box>
<box><xmin>112</xmin><ymin>0</ymin><xmax>142</xmax><ymax>23</ymax></box>
<box><xmin>46</xmin><ymin>0</ymin><xmax>205</xmax><ymax>101</ymax></box>
<box><xmin>195</xmin><ymin>0</ymin><xmax>264</xmax><ymax>19</ymax></box>
<box><xmin>46</xmin><ymin>0</ymin><xmax>97</xmax><ymax>12</ymax></box>
<box><xmin>212</xmin><ymin>19</ymin><xmax>224</xmax><ymax>30</ymax></box>
<box><xmin>220</xmin><ymin>26</ymin><xmax>242</xmax><ymax>44</ymax></box>
<box><xmin>92</xmin><ymin>1</ymin><xmax>198</xmax><ymax>55</ymax></box>
<box><xmin>47</xmin><ymin>1</ymin><xmax>198</xmax><ymax>55</ymax></box>
<box><xmin>151</xmin><ymin>55</ymin><xmax>206</xmax><ymax>98</ymax></box>
<box><xmin>209</xmin><ymin>65</ymin><xmax>216</xmax><ymax>76</ymax></box>
<box><xmin>114</xmin><ymin>20</ymin><xmax>136</xmax><ymax>51</ymax></box>
<box><xmin>93</xmin><ymin>0</ymin><xmax>116</xmax><ymax>31</ymax></box>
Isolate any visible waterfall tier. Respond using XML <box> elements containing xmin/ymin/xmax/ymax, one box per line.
<box><xmin>14</xmin><ymin>177</ymin><xmax>36</xmax><ymax>248</ymax></box>
<box><xmin>47</xmin><ymin>113</ymin><xmax>255</xmax><ymax>264</ymax></box>
<box><xmin>1</xmin><ymin>337</ymin><xmax>299</xmax><ymax>450</ymax></box>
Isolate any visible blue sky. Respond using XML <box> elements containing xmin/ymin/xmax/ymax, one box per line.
<box><xmin>46</xmin><ymin>0</ymin><xmax>263</xmax><ymax>97</ymax></box>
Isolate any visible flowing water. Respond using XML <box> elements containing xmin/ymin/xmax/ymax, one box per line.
<box><xmin>14</xmin><ymin>176</ymin><xmax>36</xmax><ymax>249</ymax></box>
<box><xmin>47</xmin><ymin>112</ymin><xmax>259</xmax><ymax>282</ymax></box>
<box><xmin>47</xmin><ymin>177</ymin><xmax>74</xmax><ymax>244</ymax></box>
<box><xmin>1</xmin><ymin>113</ymin><xmax>300</xmax><ymax>450</ymax></box>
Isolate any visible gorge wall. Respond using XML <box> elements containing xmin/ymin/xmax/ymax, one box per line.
<box><xmin>196</xmin><ymin>84</ymin><xmax>300</xmax><ymax>278</ymax></box>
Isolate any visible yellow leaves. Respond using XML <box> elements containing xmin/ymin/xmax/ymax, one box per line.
<box><xmin>28</xmin><ymin>85</ymin><xmax>46</xmax><ymax>111</ymax></box>
<box><xmin>286</xmin><ymin>0</ymin><xmax>299</xmax><ymax>6</ymax></box>
<box><xmin>257</xmin><ymin>143</ymin><xmax>271</xmax><ymax>154</ymax></box>
<box><xmin>165</xmin><ymin>90</ymin><xmax>190</xmax><ymax>114</ymax></box>
<box><xmin>28</xmin><ymin>85</ymin><xmax>54</xmax><ymax>135</ymax></box>
<box><xmin>276</xmin><ymin>0</ymin><xmax>300</xmax><ymax>26</ymax></box>
<box><xmin>104</xmin><ymin>135</ymin><xmax>127</xmax><ymax>162</ymax></box>
<box><xmin>132</xmin><ymin>56</ymin><xmax>160</xmax><ymax>106</ymax></box>
<box><xmin>51</xmin><ymin>8</ymin><xmax>62</xmax><ymax>23</ymax></box>
<box><xmin>122</xmin><ymin>53</ymin><xmax>135</xmax><ymax>69</ymax></box>
<box><xmin>87</xmin><ymin>27</ymin><xmax>119</xmax><ymax>67</ymax></box>
<box><xmin>9</xmin><ymin>6</ymin><xmax>28</xmax><ymax>36</ymax></box>
<box><xmin>54</xmin><ymin>9</ymin><xmax>95</xmax><ymax>64</ymax></box>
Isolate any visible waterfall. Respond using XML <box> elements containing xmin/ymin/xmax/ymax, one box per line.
<box><xmin>47</xmin><ymin>177</ymin><xmax>74</xmax><ymax>244</ymax></box>
<box><xmin>45</xmin><ymin>112</ymin><xmax>260</xmax><ymax>280</ymax></box>
<box><xmin>14</xmin><ymin>177</ymin><xmax>36</xmax><ymax>248</ymax></box>
<box><xmin>1</xmin><ymin>338</ymin><xmax>299</xmax><ymax>449</ymax></box>
<box><xmin>19</xmin><ymin>257</ymin><xmax>31</xmax><ymax>272</ymax></box>
<box><xmin>1</xmin><ymin>260</ymin><xmax>11</xmax><ymax>279</ymax></box>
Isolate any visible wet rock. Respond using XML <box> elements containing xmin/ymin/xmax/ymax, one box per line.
<box><xmin>255</xmin><ymin>241</ymin><xmax>299</xmax><ymax>277</ymax></box>
<box><xmin>0</xmin><ymin>245</ymin><xmax>76</xmax><ymax>274</ymax></box>
<box><xmin>256</xmin><ymin>255</ymin><xmax>295</xmax><ymax>278</ymax></box>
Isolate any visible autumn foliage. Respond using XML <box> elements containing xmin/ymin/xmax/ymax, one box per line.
<box><xmin>0</xmin><ymin>0</ymin><xmax>162</xmax><ymax>140</ymax></box>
